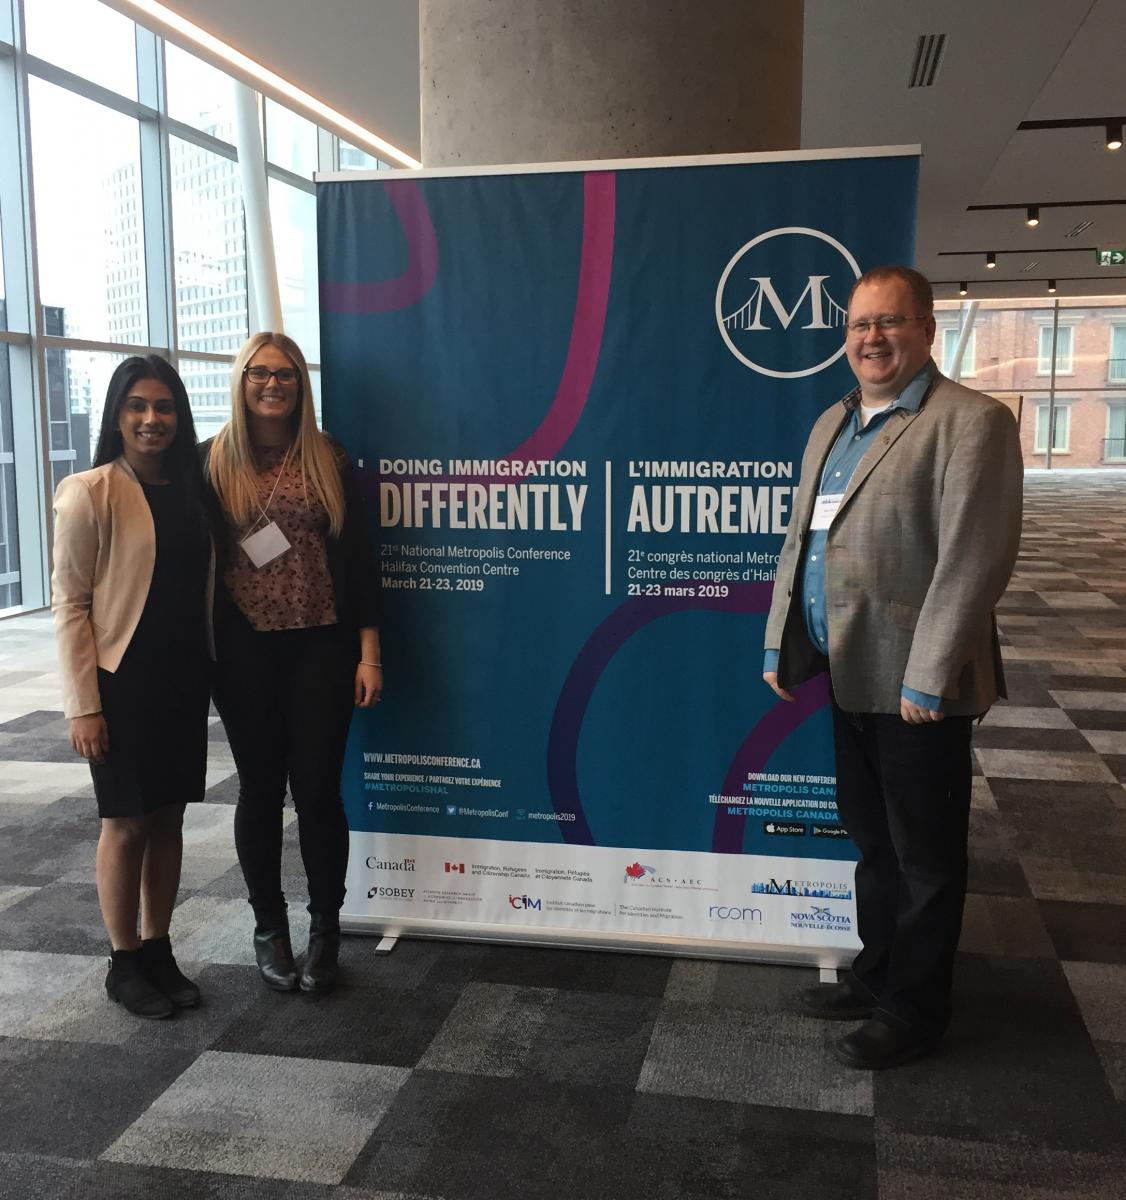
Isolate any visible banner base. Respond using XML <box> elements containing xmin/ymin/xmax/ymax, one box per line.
<box><xmin>339</xmin><ymin>914</ymin><xmax>855</xmax><ymax>971</ymax></box>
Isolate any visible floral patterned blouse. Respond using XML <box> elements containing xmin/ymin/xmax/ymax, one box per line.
<box><xmin>224</xmin><ymin>442</ymin><xmax>338</xmax><ymax>631</ymax></box>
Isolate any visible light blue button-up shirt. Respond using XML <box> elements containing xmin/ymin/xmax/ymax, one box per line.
<box><xmin>764</xmin><ymin>361</ymin><xmax>941</xmax><ymax>711</ymax></box>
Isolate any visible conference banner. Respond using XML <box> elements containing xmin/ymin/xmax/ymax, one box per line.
<box><xmin>317</xmin><ymin>148</ymin><xmax>918</xmax><ymax>964</ymax></box>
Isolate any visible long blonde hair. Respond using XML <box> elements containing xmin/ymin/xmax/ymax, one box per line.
<box><xmin>207</xmin><ymin>332</ymin><xmax>345</xmax><ymax>536</ymax></box>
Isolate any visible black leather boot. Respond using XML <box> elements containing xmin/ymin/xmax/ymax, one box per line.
<box><xmin>105</xmin><ymin>947</ymin><xmax>174</xmax><ymax>1018</ymax></box>
<box><xmin>253</xmin><ymin>918</ymin><xmax>298</xmax><ymax>992</ymax></box>
<box><xmin>300</xmin><ymin>914</ymin><xmax>341</xmax><ymax>995</ymax></box>
<box><xmin>140</xmin><ymin>935</ymin><xmax>201</xmax><ymax>1008</ymax></box>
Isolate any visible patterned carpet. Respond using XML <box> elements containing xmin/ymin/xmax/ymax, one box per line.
<box><xmin>1</xmin><ymin>470</ymin><xmax>1125</xmax><ymax>1198</ymax></box>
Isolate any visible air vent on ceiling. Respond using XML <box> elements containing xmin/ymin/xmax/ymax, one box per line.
<box><xmin>1020</xmin><ymin>261</ymin><xmax>1040</xmax><ymax>272</ymax></box>
<box><xmin>909</xmin><ymin>34</ymin><xmax>946</xmax><ymax>88</ymax></box>
<box><xmin>1065</xmin><ymin>220</ymin><xmax>1093</xmax><ymax>237</ymax></box>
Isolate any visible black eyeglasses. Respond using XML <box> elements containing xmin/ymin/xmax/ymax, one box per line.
<box><xmin>846</xmin><ymin>315</ymin><xmax>930</xmax><ymax>335</ymax></box>
<box><xmin>244</xmin><ymin>365</ymin><xmax>299</xmax><ymax>385</ymax></box>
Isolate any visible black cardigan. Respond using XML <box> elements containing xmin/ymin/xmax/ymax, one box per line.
<box><xmin>200</xmin><ymin>435</ymin><xmax>381</xmax><ymax>634</ymax></box>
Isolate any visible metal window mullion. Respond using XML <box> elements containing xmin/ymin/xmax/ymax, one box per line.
<box><xmin>1046</xmin><ymin>299</ymin><xmax>1060</xmax><ymax>468</ymax></box>
<box><xmin>318</xmin><ymin>127</ymin><xmax>335</xmax><ymax>174</ymax></box>
<box><xmin>266</xmin><ymin>161</ymin><xmax>315</xmax><ymax>195</ymax></box>
<box><xmin>1</xmin><ymin>0</ymin><xmax>49</xmax><ymax>608</ymax></box>
<box><xmin>135</xmin><ymin>25</ymin><xmax>173</xmax><ymax>356</ymax></box>
<box><xmin>22</xmin><ymin>49</ymin><xmax>155</xmax><ymax>122</ymax></box>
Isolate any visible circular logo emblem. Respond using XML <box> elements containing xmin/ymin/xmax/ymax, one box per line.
<box><xmin>715</xmin><ymin>227</ymin><xmax>860</xmax><ymax>379</ymax></box>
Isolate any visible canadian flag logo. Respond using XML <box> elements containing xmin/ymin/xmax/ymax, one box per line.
<box><xmin>445</xmin><ymin>862</ymin><xmax>465</xmax><ymax>874</ymax></box>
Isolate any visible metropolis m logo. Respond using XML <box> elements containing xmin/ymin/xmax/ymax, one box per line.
<box><xmin>715</xmin><ymin>227</ymin><xmax>861</xmax><ymax>379</ymax></box>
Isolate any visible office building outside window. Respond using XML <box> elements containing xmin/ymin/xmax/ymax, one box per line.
<box><xmin>0</xmin><ymin>0</ymin><xmax>392</xmax><ymax>611</ymax></box>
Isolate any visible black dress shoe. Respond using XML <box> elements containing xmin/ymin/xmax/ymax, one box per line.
<box><xmin>300</xmin><ymin>914</ymin><xmax>341</xmax><ymax>995</ymax></box>
<box><xmin>140</xmin><ymin>935</ymin><xmax>201</xmax><ymax>1008</ymax></box>
<box><xmin>253</xmin><ymin>927</ymin><xmax>299</xmax><ymax>992</ymax></box>
<box><xmin>105</xmin><ymin>949</ymin><xmax>174</xmax><ymax>1019</ymax></box>
<box><xmin>833</xmin><ymin>1014</ymin><xmax>939</xmax><ymax>1070</ymax></box>
<box><xmin>798</xmin><ymin>976</ymin><xmax>877</xmax><ymax>1021</ymax></box>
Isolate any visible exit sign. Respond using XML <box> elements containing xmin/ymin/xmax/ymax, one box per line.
<box><xmin>1098</xmin><ymin>248</ymin><xmax>1125</xmax><ymax>266</ymax></box>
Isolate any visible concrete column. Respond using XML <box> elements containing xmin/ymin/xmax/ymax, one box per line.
<box><xmin>420</xmin><ymin>0</ymin><xmax>803</xmax><ymax>167</ymax></box>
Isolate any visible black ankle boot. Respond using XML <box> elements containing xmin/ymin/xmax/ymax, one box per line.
<box><xmin>253</xmin><ymin>919</ymin><xmax>298</xmax><ymax>992</ymax></box>
<box><xmin>106</xmin><ymin>948</ymin><xmax>174</xmax><ymax>1019</ymax></box>
<box><xmin>300</xmin><ymin>914</ymin><xmax>341</xmax><ymax>995</ymax></box>
<box><xmin>140</xmin><ymin>935</ymin><xmax>201</xmax><ymax>1008</ymax></box>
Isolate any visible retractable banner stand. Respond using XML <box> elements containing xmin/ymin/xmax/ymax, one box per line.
<box><xmin>317</xmin><ymin>148</ymin><xmax>918</xmax><ymax>965</ymax></box>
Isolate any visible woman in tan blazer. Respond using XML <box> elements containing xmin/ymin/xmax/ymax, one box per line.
<box><xmin>52</xmin><ymin>356</ymin><xmax>214</xmax><ymax>1019</ymax></box>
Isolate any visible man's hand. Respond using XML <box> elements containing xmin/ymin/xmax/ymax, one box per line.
<box><xmin>900</xmin><ymin>697</ymin><xmax>944</xmax><ymax>724</ymax></box>
<box><xmin>763</xmin><ymin>671</ymin><xmax>795</xmax><ymax>703</ymax></box>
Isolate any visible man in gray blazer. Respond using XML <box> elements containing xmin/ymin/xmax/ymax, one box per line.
<box><xmin>763</xmin><ymin>265</ymin><xmax>1022</xmax><ymax>1069</ymax></box>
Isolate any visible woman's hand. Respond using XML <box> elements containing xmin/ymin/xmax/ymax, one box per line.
<box><xmin>354</xmin><ymin>663</ymin><xmax>383</xmax><ymax>708</ymax></box>
<box><xmin>70</xmin><ymin>713</ymin><xmax>109</xmax><ymax>764</ymax></box>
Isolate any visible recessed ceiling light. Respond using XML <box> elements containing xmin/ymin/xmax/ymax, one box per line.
<box><xmin>1026</xmin><ymin>205</ymin><xmax>1040</xmax><ymax>227</ymax></box>
<box><xmin>986</xmin><ymin>252</ymin><xmax>996</xmax><ymax>269</ymax></box>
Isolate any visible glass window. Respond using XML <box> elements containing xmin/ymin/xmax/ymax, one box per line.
<box><xmin>30</xmin><ymin>79</ymin><xmax>147</xmax><ymax>345</ymax></box>
<box><xmin>1038</xmin><ymin>325</ymin><xmax>1074</xmax><ymax>374</ymax></box>
<box><xmin>1110</xmin><ymin>327</ymin><xmax>1126</xmax><ymax>384</ymax></box>
<box><xmin>941</xmin><ymin>326</ymin><xmax>976</xmax><ymax>376</ymax></box>
<box><xmin>24</xmin><ymin>0</ymin><xmax>137</xmax><ymax>99</ymax></box>
<box><xmin>268</xmin><ymin>178</ymin><xmax>319</xmax><ymax>360</ymax></box>
<box><xmin>338</xmin><ymin>140</ymin><xmax>389</xmax><ymax>171</ymax></box>
<box><xmin>180</xmin><ymin>358</ymin><xmax>235</xmax><ymax>443</ymax></box>
<box><xmin>43</xmin><ymin>347</ymin><xmax>128</xmax><ymax>489</ymax></box>
<box><xmin>0</xmin><ymin>210</ymin><xmax>6</xmax><ymax>330</ymax></box>
<box><xmin>1034</xmin><ymin>404</ymin><xmax>1070</xmax><ymax>454</ymax></box>
<box><xmin>266</xmin><ymin>98</ymin><xmax>318</xmax><ymax>178</ymax></box>
<box><xmin>164</xmin><ymin>42</ymin><xmax>238</xmax><ymax>142</ymax></box>
<box><xmin>0</xmin><ymin>342</ymin><xmax>19</xmax><ymax>610</ymax></box>
<box><xmin>1107</xmin><ymin>405</ymin><xmax>1126</xmax><ymax>460</ymax></box>
<box><xmin>170</xmin><ymin>136</ymin><xmax>248</xmax><ymax>355</ymax></box>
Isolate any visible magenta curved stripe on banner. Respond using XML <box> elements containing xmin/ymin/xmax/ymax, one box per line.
<box><xmin>504</xmin><ymin>172</ymin><xmax>616</xmax><ymax>462</ymax></box>
<box><xmin>546</xmin><ymin>582</ymin><xmax>830</xmax><ymax>852</ymax></box>
<box><xmin>320</xmin><ymin>181</ymin><xmax>438</xmax><ymax>313</ymax></box>
<box><xmin>711</xmin><ymin>674</ymin><xmax>830</xmax><ymax>853</ymax></box>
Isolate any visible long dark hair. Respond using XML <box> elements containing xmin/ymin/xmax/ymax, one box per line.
<box><xmin>93</xmin><ymin>355</ymin><xmax>208</xmax><ymax>513</ymax></box>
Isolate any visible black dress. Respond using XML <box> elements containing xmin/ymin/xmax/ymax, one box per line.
<box><xmin>92</xmin><ymin>480</ymin><xmax>211</xmax><ymax>818</ymax></box>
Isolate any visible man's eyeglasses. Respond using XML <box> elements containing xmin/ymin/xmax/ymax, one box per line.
<box><xmin>846</xmin><ymin>315</ymin><xmax>930</xmax><ymax>335</ymax></box>
<box><xmin>244</xmin><ymin>365</ymin><xmax>299</xmax><ymax>385</ymax></box>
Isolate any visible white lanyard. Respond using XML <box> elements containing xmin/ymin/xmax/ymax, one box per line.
<box><xmin>240</xmin><ymin>443</ymin><xmax>294</xmax><ymax>568</ymax></box>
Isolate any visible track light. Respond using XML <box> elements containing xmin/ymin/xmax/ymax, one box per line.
<box><xmin>986</xmin><ymin>252</ymin><xmax>996</xmax><ymax>269</ymax></box>
<box><xmin>1048</xmin><ymin>280</ymin><xmax>1057</xmax><ymax>294</ymax></box>
<box><xmin>959</xmin><ymin>283</ymin><xmax>968</xmax><ymax>296</ymax></box>
<box><xmin>1026</xmin><ymin>205</ymin><xmax>1040</xmax><ymax>227</ymax></box>
<box><xmin>1108</xmin><ymin>122</ymin><xmax>1123</xmax><ymax>151</ymax></box>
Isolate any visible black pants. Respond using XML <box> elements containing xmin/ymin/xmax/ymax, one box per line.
<box><xmin>831</xmin><ymin>700</ymin><xmax>975</xmax><ymax>1035</ymax></box>
<box><xmin>213</xmin><ymin>613</ymin><xmax>356</xmax><ymax>925</ymax></box>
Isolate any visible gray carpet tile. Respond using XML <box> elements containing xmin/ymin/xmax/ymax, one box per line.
<box><xmin>0</xmin><ymin>1038</ymin><xmax>197</xmax><ymax>1159</ymax></box>
<box><xmin>2</xmin><ymin>474</ymin><xmax>1126</xmax><ymax>1196</ymax></box>
<box><xmin>101</xmin><ymin>1050</ymin><xmax>411</xmax><ymax>1185</ymax></box>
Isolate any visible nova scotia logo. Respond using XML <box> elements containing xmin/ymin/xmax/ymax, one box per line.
<box><xmin>716</xmin><ymin>226</ymin><xmax>860</xmax><ymax>379</ymax></box>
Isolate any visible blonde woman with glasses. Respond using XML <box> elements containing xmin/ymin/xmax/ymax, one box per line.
<box><xmin>204</xmin><ymin>333</ymin><xmax>381</xmax><ymax>995</ymax></box>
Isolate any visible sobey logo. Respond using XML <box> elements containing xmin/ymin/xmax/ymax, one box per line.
<box><xmin>716</xmin><ymin>227</ymin><xmax>860</xmax><ymax>379</ymax></box>
<box><xmin>508</xmin><ymin>894</ymin><xmax>542</xmax><ymax>910</ymax></box>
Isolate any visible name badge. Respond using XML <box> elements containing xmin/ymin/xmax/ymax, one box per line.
<box><xmin>809</xmin><ymin>493</ymin><xmax>844</xmax><ymax>531</ymax></box>
<box><xmin>240</xmin><ymin>520</ymin><xmax>291</xmax><ymax>568</ymax></box>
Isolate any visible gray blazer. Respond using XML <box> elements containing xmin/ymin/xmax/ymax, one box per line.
<box><xmin>765</xmin><ymin>370</ymin><xmax>1023</xmax><ymax>715</ymax></box>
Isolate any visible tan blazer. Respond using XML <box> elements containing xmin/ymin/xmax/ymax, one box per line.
<box><xmin>51</xmin><ymin>458</ymin><xmax>215</xmax><ymax>719</ymax></box>
<box><xmin>765</xmin><ymin>372</ymin><xmax>1023</xmax><ymax>716</ymax></box>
